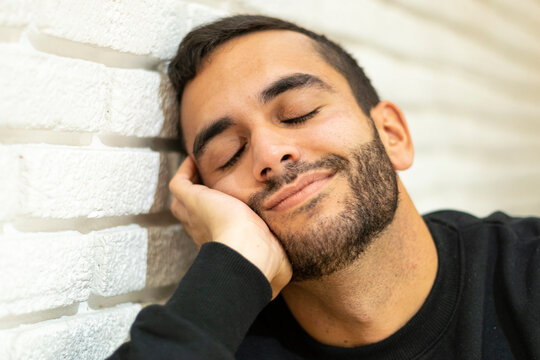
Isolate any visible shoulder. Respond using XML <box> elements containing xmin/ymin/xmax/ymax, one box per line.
<box><xmin>424</xmin><ymin>209</ymin><xmax>540</xmax><ymax>241</ymax></box>
<box><xmin>424</xmin><ymin>210</ymin><xmax>540</xmax><ymax>293</ymax></box>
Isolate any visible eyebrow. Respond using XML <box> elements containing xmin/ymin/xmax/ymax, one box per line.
<box><xmin>193</xmin><ymin>116</ymin><xmax>234</xmax><ymax>160</ymax></box>
<box><xmin>192</xmin><ymin>73</ymin><xmax>333</xmax><ymax>160</ymax></box>
<box><xmin>260</xmin><ymin>73</ymin><xmax>333</xmax><ymax>104</ymax></box>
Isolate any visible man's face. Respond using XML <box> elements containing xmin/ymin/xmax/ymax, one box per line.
<box><xmin>181</xmin><ymin>30</ymin><xmax>398</xmax><ymax>280</ymax></box>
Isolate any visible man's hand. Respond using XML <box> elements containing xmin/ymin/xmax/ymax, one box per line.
<box><xmin>169</xmin><ymin>156</ymin><xmax>292</xmax><ymax>299</ymax></box>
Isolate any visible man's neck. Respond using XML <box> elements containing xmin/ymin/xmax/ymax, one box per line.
<box><xmin>280</xmin><ymin>187</ymin><xmax>438</xmax><ymax>347</ymax></box>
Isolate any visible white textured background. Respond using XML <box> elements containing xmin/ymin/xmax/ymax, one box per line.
<box><xmin>0</xmin><ymin>0</ymin><xmax>539</xmax><ymax>359</ymax></box>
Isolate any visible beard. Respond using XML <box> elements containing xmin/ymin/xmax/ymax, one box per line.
<box><xmin>247</xmin><ymin>133</ymin><xmax>399</xmax><ymax>281</ymax></box>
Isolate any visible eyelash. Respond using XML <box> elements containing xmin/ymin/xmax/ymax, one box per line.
<box><xmin>281</xmin><ymin>107</ymin><xmax>321</xmax><ymax>125</ymax></box>
<box><xmin>218</xmin><ymin>143</ymin><xmax>246</xmax><ymax>171</ymax></box>
<box><xmin>217</xmin><ymin>107</ymin><xmax>321</xmax><ymax>171</ymax></box>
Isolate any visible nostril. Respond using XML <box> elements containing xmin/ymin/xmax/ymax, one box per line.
<box><xmin>281</xmin><ymin>154</ymin><xmax>291</xmax><ymax>162</ymax></box>
<box><xmin>261</xmin><ymin>167</ymin><xmax>270</xmax><ymax>177</ymax></box>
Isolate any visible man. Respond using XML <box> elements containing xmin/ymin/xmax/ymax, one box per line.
<box><xmin>110</xmin><ymin>15</ymin><xmax>540</xmax><ymax>359</ymax></box>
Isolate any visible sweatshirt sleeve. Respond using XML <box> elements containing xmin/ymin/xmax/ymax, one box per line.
<box><xmin>107</xmin><ymin>242</ymin><xmax>273</xmax><ymax>360</ymax></box>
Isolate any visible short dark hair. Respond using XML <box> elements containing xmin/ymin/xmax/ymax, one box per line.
<box><xmin>168</xmin><ymin>14</ymin><xmax>380</xmax><ymax>154</ymax></box>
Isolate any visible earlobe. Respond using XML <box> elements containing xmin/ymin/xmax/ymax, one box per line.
<box><xmin>370</xmin><ymin>101</ymin><xmax>414</xmax><ymax>171</ymax></box>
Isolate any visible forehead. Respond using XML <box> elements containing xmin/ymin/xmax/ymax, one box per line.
<box><xmin>180</xmin><ymin>30</ymin><xmax>347</xmax><ymax>151</ymax></box>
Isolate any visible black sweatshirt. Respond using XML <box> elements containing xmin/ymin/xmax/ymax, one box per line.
<box><xmin>109</xmin><ymin>211</ymin><xmax>540</xmax><ymax>359</ymax></box>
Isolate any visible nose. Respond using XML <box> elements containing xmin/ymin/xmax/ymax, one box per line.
<box><xmin>251</xmin><ymin>128</ymin><xmax>301</xmax><ymax>182</ymax></box>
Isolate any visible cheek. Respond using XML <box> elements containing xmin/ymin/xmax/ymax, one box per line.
<box><xmin>304</xmin><ymin>109</ymin><xmax>370</xmax><ymax>153</ymax></box>
<box><xmin>210</xmin><ymin>172</ymin><xmax>253</xmax><ymax>205</ymax></box>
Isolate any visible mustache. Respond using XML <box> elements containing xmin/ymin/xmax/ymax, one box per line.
<box><xmin>247</xmin><ymin>154</ymin><xmax>349</xmax><ymax>213</ymax></box>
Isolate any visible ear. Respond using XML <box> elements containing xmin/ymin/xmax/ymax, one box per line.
<box><xmin>370</xmin><ymin>101</ymin><xmax>414</xmax><ymax>171</ymax></box>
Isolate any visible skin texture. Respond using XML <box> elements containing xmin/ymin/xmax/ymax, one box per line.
<box><xmin>169</xmin><ymin>30</ymin><xmax>438</xmax><ymax>346</ymax></box>
<box><xmin>245</xmin><ymin>136</ymin><xmax>400</xmax><ymax>282</ymax></box>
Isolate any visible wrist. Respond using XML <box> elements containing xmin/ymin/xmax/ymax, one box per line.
<box><xmin>214</xmin><ymin>231</ymin><xmax>279</xmax><ymax>283</ymax></box>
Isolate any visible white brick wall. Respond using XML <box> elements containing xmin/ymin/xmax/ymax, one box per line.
<box><xmin>0</xmin><ymin>304</ymin><xmax>141</xmax><ymax>360</ymax></box>
<box><xmin>0</xmin><ymin>0</ymin><xmax>539</xmax><ymax>359</ymax></box>
<box><xmin>0</xmin><ymin>0</ymin><xmax>218</xmax><ymax>358</ymax></box>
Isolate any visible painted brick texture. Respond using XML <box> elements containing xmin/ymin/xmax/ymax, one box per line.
<box><xmin>0</xmin><ymin>0</ymin><xmax>222</xmax><ymax>357</ymax></box>
<box><xmin>1</xmin><ymin>0</ymin><xmax>539</xmax><ymax>359</ymax></box>
<box><xmin>0</xmin><ymin>304</ymin><xmax>141</xmax><ymax>360</ymax></box>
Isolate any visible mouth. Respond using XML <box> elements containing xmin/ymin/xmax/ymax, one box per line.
<box><xmin>264</xmin><ymin>170</ymin><xmax>336</xmax><ymax>212</ymax></box>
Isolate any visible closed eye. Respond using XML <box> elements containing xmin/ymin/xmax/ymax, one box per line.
<box><xmin>218</xmin><ymin>143</ymin><xmax>246</xmax><ymax>171</ymax></box>
<box><xmin>281</xmin><ymin>107</ymin><xmax>321</xmax><ymax>125</ymax></box>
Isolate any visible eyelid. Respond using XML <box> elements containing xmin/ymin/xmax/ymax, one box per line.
<box><xmin>281</xmin><ymin>107</ymin><xmax>321</xmax><ymax>125</ymax></box>
<box><xmin>217</xmin><ymin>142</ymin><xmax>246</xmax><ymax>171</ymax></box>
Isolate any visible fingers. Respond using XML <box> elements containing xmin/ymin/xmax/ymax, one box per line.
<box><xmin>176</xmin><ymin>156</ymin><xmax>199</xmax><ymax>183</ymax></box>
<box><xmin>171</xmin><ymin>197</ymin><xmax>200</xmax><ymax>245</ymax></box>
<box><xmin>169</xmin><ymin>156</ymin><xmax>201</xmax><ymax>198</ymax></box>
<box><xmin>170</xmin><ymin>197</ymin><xmax>188</xmax><ymax>223</ymax></box>
<box><xmin>169</xmin><ymin>156</ymin><xmax>205</xmax><ymax>229</ymax></box>
<box><xmin>171</xmin><ymin>190</ymin><xmax>211</xmax><ymax>246</ymax></box>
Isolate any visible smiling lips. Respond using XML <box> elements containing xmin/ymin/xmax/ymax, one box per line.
<box><xmin>264</xmin><ymin>171</ymin><xmax>336</xmax><ymax>212</ymax></box>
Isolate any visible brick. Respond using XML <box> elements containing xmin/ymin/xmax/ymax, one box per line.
<box><xmin>92</xmin><ymin>226</ymin><xmax>148</xmax><ymax>297</ymax></box>
<box><xmin>400</xmin><ymin>150</ymin><xmax>540</xmax><ymax>216</ymax></box>
<box><xmin>150</xmin><ymin>152</ymin><xmax>182</xmax><ymax>213</ymax></box>
<box><xmin>0</xmin><ymin>45</ymin><xmax>175</xmax><ymax>137</ymax></box>
<box><xmin>0</xmin><ymin>226</ymin><xmax>149</xmax><ymax>317</ymax></box>
<box><xmin>0</xmin><ymin>0</ymin><xmax>33</xmax><ymax>27</ymax></box>
<box><xmin>0</xmin><ymin>147</ymin><xmax>20</xmax><ymax>221</ymax></box>
<box><xmin>486</xmin><ymin>0</ymin><xmax>540</xmax><ymax>34</ymax></box>
<box><xmin>0</xmin><ymin>231</ymin><xmax>94</xmax><ymax>318</ymax></box>
<box><xmin>10</xmin><ymin>144</ymin><xmax>161</xmax><ymax>218</ymax></box>
<box><xmin>0</xmin><ymin>45</ymin><xmax>109</xmax><ymax>133</ymax></box>
<box><xmin>188</xmin><ymin>2</ymin><xmax>227</xmax><ymax>31</ymax></box>
<box><xmin>108</xmin><ymin>68</ymin><xmax>164</xmax><ymax>137</ymax></box>
<box><xmin>385</xmin><ymin>0</ymin><xmax>540</xmax><ymax>60</ymax></box>
<box><xmin>404</xmin><ymin>174</ymin><xmax>540</xmax><ymax>217</ymax></box>
<box><xmin>33</xmin><ymin>0</ymin><xmax>226</xmax><ymax>60</ymax></box>
<box><xmin>0</xmin><ymin>145</ymin><xmax>180</xmax><ymax>221</ymax></box>
<box><xmin>237</xmin><ymin>0</ymin><xmax>540</xmax><ymax>83</ymax></box>
<box><xmin>146</xmin><ymin>225</ymin><xmax>197</xmax><ymax>287</ymax></box>
<box><xmin>0</xmin><ymin>304</ymin><xmax>141</xmax><ymax>360</ymax></box>
<box><xmin>405</xmin><ymin>111</ymin><xmax>540</xmax><ymax>151</ymax></box>
<box><xmin>346</xmin><ymin>44</ymin><xmax>540</xmax><ymax>120</ymax></box>
<box><xmin>158</xmin><ymin>75</ymin><xmax>181</xmax><ymax>138</ymax></box>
